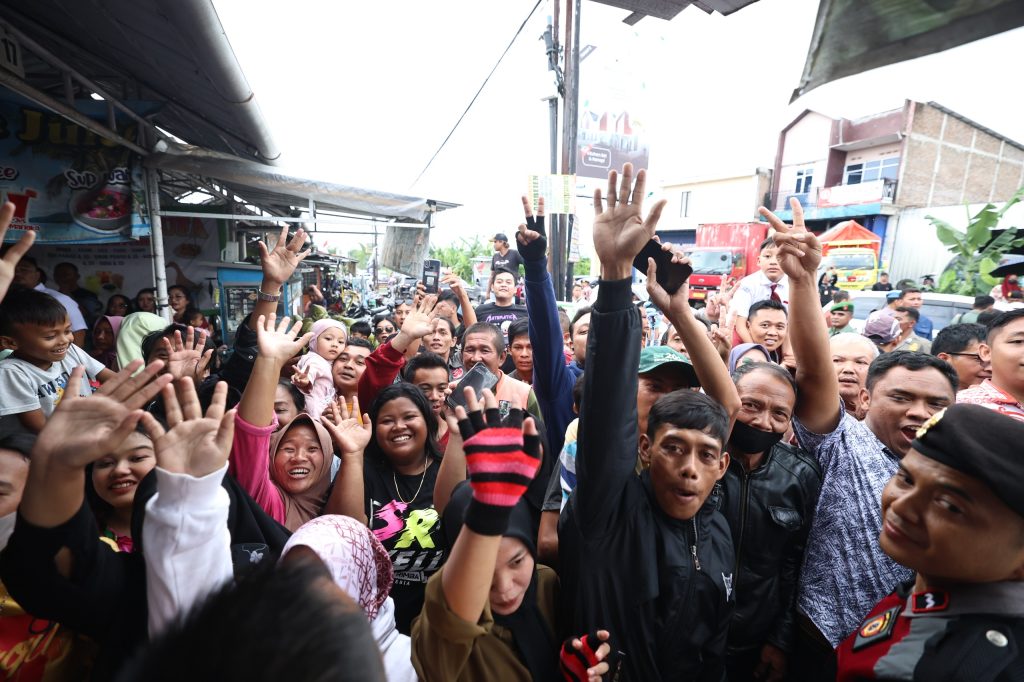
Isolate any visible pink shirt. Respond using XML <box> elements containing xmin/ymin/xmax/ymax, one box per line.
<box><xmin>297</xmin><ymin>351</ymin><xmax>336</xmax><ymax>419</ymax></box>
<box><xmin>229</xmin><ymin>413</ymin><xmax>287</xmax><ymax>525</ymax></box>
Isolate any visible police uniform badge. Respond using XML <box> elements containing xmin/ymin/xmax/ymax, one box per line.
<box><xmin>852</xmin><ymin>606</ymin><xmax>902</xmax><ymax>651</ymax></box>
<box><xmin>916</xmin><ymin>408</ymin><xmax>946</xmax><ymax>439</ymax></box>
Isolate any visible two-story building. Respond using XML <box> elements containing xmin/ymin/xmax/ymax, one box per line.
<box><xmin>770</xmin><ymin>101</ymin><xmax>1024</xmax><ymax>279</ymax></box>
<box><xmin>657</xmin><ymin>167</ymin><xmax>772</xmax><ymax>243</ymax></box>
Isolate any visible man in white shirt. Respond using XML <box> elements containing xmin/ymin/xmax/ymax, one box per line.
<box><xmin>12</xmin><ymin>256</ymin><xmax>88</xmax><ymax>346</ymax></box>
<box><xmin>730</xmin><ymin>238</ymin><xmax>790</xmax><ymax>344</ymax></box>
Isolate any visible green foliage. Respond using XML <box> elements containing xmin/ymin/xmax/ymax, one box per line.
<box><xmin>347</xmin><ymin>243</ymin><xmax>373</xmax><ymax>269</ymax></box>
<box><xmin>429</xmin><ymin>236</ymin><xmax>493</xmax><ymax>281</ymax></box>
<box><xmin>573</xmin><ymin>256</ymin><xmax>592</xmax><ymax>277</ymax></box>
<box><xmin>929</xmin><ymin>186</ymin><xmax>1024</xmax><ymax>296</ymax></box>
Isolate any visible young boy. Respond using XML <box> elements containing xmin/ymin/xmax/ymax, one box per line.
<box><xmin>958</xmin><ymin>309</ymin><xmax>1024</xmax><ymax>420</ymax></box>
<box><xmin>0</xmin><ymin>289</ymin><xmax>112</xmax><ymax>435</ymax></box>
<box><xmin>837</xmin><ymin>404</ymin><xmax>1024</xmax><ymax>679</ymax></box>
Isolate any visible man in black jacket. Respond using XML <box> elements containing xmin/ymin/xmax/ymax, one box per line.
<box><xmin>721</xmin><ymin>361</ymin><xmax>821</xmax><ymax>681</ymax></box>
<box><xmin>559</xmin><ymin>164</ymin><xmax>737</xmax><ymax>681</ymax></box>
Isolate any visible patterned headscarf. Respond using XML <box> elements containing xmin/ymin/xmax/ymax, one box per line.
<box><xmin>281</xmin><ymin>514</ymin><xmax>393</xmax><ymax>620</ymax></box>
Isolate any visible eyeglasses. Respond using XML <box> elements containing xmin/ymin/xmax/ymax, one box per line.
<box><xmin>948</xmin><ymin>352</ymin><xmax>988</xmax><ymax>364</ymax></box>
<box><xmin>375</xmin><ymin>326</ymin><xmax>395</xmax><ymax>334</ymax></box>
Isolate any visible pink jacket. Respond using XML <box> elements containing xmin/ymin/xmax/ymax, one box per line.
<box><xmin>229</xmin><ymin>413</ymin><xmax>287</xmax><ymax>525</ymax></box>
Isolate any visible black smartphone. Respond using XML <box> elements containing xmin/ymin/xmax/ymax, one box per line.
<box><xmin>422</xmin><ymin>259</ymin><xmax>441</xmax><ymax>294</ymax></box>
<box><xmin>446</xmin><ymin>363</ymin><xmax>499</xmax><ymax>410</ymax></box>
<box><xmin>632</xmin><ymin>239</ymin><xmax>692</xmax><ymax>295</ymax></box>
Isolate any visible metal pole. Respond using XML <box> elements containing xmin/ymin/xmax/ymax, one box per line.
<box><xmin>564</xmin><ymin>0</ymin><xmax>582</xmax><ymax>298</ymax></box>
<box><xmin>144</xmin><ymin>167</ymin><xmax>173</xmax><ymax>322</ymax></box>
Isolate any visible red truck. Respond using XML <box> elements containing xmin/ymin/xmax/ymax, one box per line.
<box><xmin>684</xmin><ymin>222</ymin><xmax>769</xmax><ymax>303</ymax></box>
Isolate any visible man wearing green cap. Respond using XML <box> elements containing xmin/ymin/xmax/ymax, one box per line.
<box><xmin>829</xmin><ymin>301</ymin><xmax>857</xmax><ymax>336</ymax></box>
<box><xmin>837</xmin><ymin>403</ymin><xmax>1024</xmax><ymax>680</ymax></box>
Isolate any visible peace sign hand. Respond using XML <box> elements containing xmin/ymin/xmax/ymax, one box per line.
<box><xmin>516</xmin><ymin>195</ymin><xmax>547</xmax><ymax>262</ymax></box>
<box><xmin>758</xmin><ymin>198</ymin><xmax>822</xmax><ymax>283</ymax></box>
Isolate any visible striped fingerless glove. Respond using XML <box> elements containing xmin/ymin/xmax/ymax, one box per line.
<box><xmin>459</xmin><ymin>407</ymin><xmax>541</xmax><ymax>536</ymax></box>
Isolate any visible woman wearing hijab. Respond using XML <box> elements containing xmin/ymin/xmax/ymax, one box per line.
<box><xmin>411</xmin><ymin>390</ymin><xmax>611</xmax><ymax>682</ymax></box>
<box><xmin>281</xmin><ymin>515</ymin><xmax>417</xmax><ymax>682</ymax></box>
<box><xmin>116</xmin><ymin>312</ymin><xmax>168</xmax><ymax>370</ymax></box>
<box><xmin>91</xmin><ymin>315</ymin><xmax>123</xmax><ymax>370</ymax></box>
<box><xmin>230</xmin><ymin>314</ymin><xmax>346</xmax><ymax>532</ymax></box>
<box><xmin>727</xmin><ymin>342</ymin><xmax>772</xmax><ymax>374</ymax></box>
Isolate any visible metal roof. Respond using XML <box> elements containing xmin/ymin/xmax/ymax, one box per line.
<box><xmin>588</xmin><ymin>0</ymin><xmax>760</xmax><ymax>23</ymax></box>
<box><xmin>2</xmin><ymin>0</ymin><xmax>279</xmax><ymax>164</ymax></box>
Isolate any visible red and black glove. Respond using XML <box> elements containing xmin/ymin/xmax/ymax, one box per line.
<box><xmin>459</xmin><ymin>407</ymin><xmax>541</xmax><ymax>536</ymax></box>
<box><xmin>560</xmin><ymin>631</ymin><xmax>606</xmax><ymax>681</ymax></box>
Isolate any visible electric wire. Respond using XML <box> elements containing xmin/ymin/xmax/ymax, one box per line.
<box><xmin>410</xmin><ymin>0</ymin><xmax>544</xmax><ymax>188</ymax></box>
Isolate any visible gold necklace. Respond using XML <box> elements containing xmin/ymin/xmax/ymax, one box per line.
<box><xmin>393</xmin><ymin>455</ymin><xmax>429</xmax><ymax>505</ymax></box>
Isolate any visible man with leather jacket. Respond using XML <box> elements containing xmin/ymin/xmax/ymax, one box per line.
<box><xmin>721</xmin><ymin>361</ymin><xmax>821</xmax><ymax>681</ymax></box>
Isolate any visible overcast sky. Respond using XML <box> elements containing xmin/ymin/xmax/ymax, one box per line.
<box><xmin>213</xmin><ymin>0</ymin><xmax>1024</xmax><ymax>254</ymax></box>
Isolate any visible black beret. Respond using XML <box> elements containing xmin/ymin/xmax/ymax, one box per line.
<box><xmin>911</xmin><ymin>404</ymin><xmax>1024</xmax><ymax>518</ymax></box>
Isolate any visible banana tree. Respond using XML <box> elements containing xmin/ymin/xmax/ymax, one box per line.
<box><xmin>929</xmin><ymin>186</ymin><xmax>1024</xmax><ymax>296</ymax></box>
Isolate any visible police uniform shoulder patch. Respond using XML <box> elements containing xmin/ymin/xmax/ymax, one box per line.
<box><xmin>852</xmin><ymin>606</ymin><xmax>902</xmax><ymax>651</ymax></box>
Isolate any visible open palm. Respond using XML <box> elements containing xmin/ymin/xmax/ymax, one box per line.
<box><xmin>141</xmin><ymin>378</ymin><xmax>235</xmax><ymax>477</ymax></box>
<box><xmin>592</xmin><ymin>164</ymin><xmax>666</xmax><ymax>271</ymax></box>
<box><xmin>258</xmin><ymin>225</ymin><xmax>309</xmax><ymax>285</ymax></box>
<box><xmin>257</xmin><ymin>314</ymin><xmax>313</xmax><ymax>364</ymax></box>
<box><xmin>323</xmin><ymin>398</ymin><xmax>372</xmax><ymax>454</ymax></box>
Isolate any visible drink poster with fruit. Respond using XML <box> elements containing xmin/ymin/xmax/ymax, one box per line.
<box><xmin>0</xmin><ymin>96</ymin><xmax>151</xmax><ymax>244</ymax></box>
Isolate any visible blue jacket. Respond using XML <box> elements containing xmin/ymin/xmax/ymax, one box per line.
<box><xmin>524</xmin><ymin>256</ymin><xmax>583</xmax><ymax>458</ymax></box>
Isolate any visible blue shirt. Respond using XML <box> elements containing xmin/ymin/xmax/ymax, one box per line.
<box><xmin>792</xmin><ymin>408</ymin><xmax>914</xmax><ymax>646</ymax></box>
<box><xmin>914</xmin><ymin>314</ymin><xmax>933</xmax><ymax>340</ymax></box>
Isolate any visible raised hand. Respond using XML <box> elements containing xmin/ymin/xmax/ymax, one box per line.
<box><xmin>758</xmin><ymin>198</ymin><xmax>822</xmax><ymax>283</ymax></box>
<box><xmin>0</xmin><ymin>201</ymin><xmax>34</xmax><ymax>303</ymax></box>
<box><xmin>400</xmin><ymin>294</ymin><xmax>439</xmax><ymax>338</ymax></box>
<box><xmin>34</xmin><ymin>360</ymin><xmax>173</xmax><ymax>469</ymax></box>
<box><xmin>291</xmin><ymin>365</ymin><xmax>312</xmax><ymax>393</ymax></box>
<box><xmin>592</xmin><ymin>163</ymin><xmax>667</xmax><ymax>280</ymax></box>
<box><xmin>256</xmin><ymin>314</ymin><xmax>313</xmax><ymax>365</ymax></box>
<box><xmin>455</xmin><ymin>388</ymin><xmax>540</xmax><ymax>536</ymax></box>
<box><xmin>441</xmin><ymin>272</ymin><xmax>464</xmax><ymax>298</ymax></box>
<box><xmin>560</xmin><ymin>630</ymin><xmax>613</xmax><ymax>682</ymax></box>
<box><xmin>161</xmin><ymin>326</ymin><xmax>214</xmax><ymax>381</ymax></box>
<box><xmin>645</xmin><ymin>242</ymin><xmax>693</xmax><ymax>320</ymax></box>
<box><xmin>516</xmin><ymin>195</ymin><xmax>547</xmax><ymax>262</ymax></box>
<box><xmin>257</xmin><ymin>225</ymin><xmax>309</xmax><ymax>286</ymax></box>
<box><xmin>321</xmin><ymin>396</ymin><xmax>372</xmax><ymax>454</ymax></box>
<box><xmin>139</xmin><ymin>378</ymin><xmax>235</xmax><ymax>478</ymax></box>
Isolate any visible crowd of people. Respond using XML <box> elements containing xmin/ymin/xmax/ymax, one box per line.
<box><xmin>0</xmin><ymin>164</ymin><xmax>1021</xmax><ymax>682</ymax></box>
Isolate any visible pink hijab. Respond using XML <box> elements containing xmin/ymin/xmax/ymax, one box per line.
<box><xmin>94</xmin><ymin>315</ymin><xmax>124</xmax><ymax>370</ymax></box>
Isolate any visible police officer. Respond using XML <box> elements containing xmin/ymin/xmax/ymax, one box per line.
<box><xmin>837</xmin><ymin>404</ymin><xmax>1024</xmax><ymax>681</ymax></box>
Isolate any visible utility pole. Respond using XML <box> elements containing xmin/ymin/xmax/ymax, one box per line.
<box><xmin>556</xmin><ymin>0</ymin><xmax>581</xmax><ymax>301</ymax></box>
<box><xmin>542</xmin><ymin>18</ymin><xmax>563</xmax><ymax>292</ymax></box>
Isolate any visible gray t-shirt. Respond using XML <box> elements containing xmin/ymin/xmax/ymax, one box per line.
<box><xmin>793</xmin><ymin>407</ymin><xmax>915</xmax><ymax>646</ymax></box>
<box><xmin>0</xmin><ymin>345</ymin><xmax>105</xmax><ymax>436</ymax></box>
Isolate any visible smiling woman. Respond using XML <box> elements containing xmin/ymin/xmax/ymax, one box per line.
<box><xmin>86</xmin><ymin>430</ymin><xmax>155</xmax><ymax>552</ymax></box>
<box><xmin>326</xmin><ymin>383</ymin><xmax>446</xmax><ymax>635</ymax></box>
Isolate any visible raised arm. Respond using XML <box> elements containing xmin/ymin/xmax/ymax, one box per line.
<box><xmin>320</xmin><ymin>397</ymin><xmax>373</xmax><ymax>524</ymax></box>
<box><xmin>760</xmin><ymin>200</ymin><xmax>839</xmax><ymax>434</ymax></box>
<box><xmin>139</xmin><ymin>378</ymin><xmax>236</xmax><ymax>638</ymax></box>
<box><xmin>575</xmin><ymin>164</ymin><xmax>666</xmax><ymax>528</ymax></box>
<box><xmin>646</xmin><ymin>249</ymin><xmax>740</xmax><ymax>431</ymax></box>
<box><xmin>252</xmin><ymin>226</ymin><xmax>309</xmax><ymax>331</ymax></box>
<box><xmin>356</xmin><ymin>296</ymin><xmax>438</xmax><ymax>407</ymax></box>
<box><xmin>0</xmin><ymin>201</ymin><xmax>34</xmax><ymax>303</ymax></box>
<box><xmin>433</xmin><ymin>412</ymin><xmax>467</xmax><ymax>517</ymax></box>
<box><xmin>442</xmin><ymin>273</ymin><xmax>477</xmax><ymax>327</ymax></box>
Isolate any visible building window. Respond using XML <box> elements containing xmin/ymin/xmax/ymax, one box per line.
<box><xmin>844</xmin><ymin>157</ymin><xmax>899</xmax><ymax>185</ymax></box>
<box><xmin>795</xmin><ymin>168</ymin><xmax>814</xmax><ymax>194</ymax></box>
<box><xmin>679</xmin><ymin>191</ymin><xmax>690</xmax><ymax>218</ymax></box>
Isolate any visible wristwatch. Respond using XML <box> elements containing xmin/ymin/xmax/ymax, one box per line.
<box><xmin>257</xmin><ymin>288</ymin><xmax>281</xmax><ymax>302</ymax></box>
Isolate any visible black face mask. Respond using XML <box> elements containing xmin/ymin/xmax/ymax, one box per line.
<box><xmin>729</xmin><ymin>419</ymin><xmax>785</xmax><ymax>455</ymax></box>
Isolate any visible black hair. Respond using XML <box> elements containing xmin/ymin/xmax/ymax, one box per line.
<box><xmin>507</xmin><ymin>318</ymin><xmax>531</xmax><ymax>345</ymax></box>
<box><xmin>646</xmin><ymin>390</ymin><xmax>730</xmax><ymax>446</ymax></box>
<box><xmin>404</xmin><ymin>352</ymin><xmax>449</xmax><ymax>382</ymax></box>
<box><xmin>932</xmin><ymin>323</ymin><xmax>986</xmax><ymax>356</ymax></box>
<box><xmin>167</xmin><ymin>285</ymin><xmax>192</xmax><ymax>304</ymax></box>
<box><xmin>278</xmin><ymin>379</ymin><xmax>306</xmax><ymax>412</ymax></box>
<box><xmin>832</xmin><ymin>290</ymin><xmax>851</xmax><ymax>303</ymax></box>
<box><xmin>569</xmin><ymin>306</ymin><xmax>592</xmax><ymax>337</ymax></box>
<box><xmin>977</xmin><ymin>309</ymin><xmax>1000</xmax><ymax>326</ymax></box>
<box><xmin>895</xmin><ymin>306</ymin><xmax>920</xmax><ymax>322</ymax></box>
<box><xmin>372</xmin><ymin>315</ymin><xmax>397</xmax><ymax>332</ymax></box>
<box><xmin>747</xmin><ymin>298</ymin><xmax>788</xmax><ymax>320</ymax></box>
<box><xmin>141</xmin><ymin>323</ymin><xmax>219</xmax><ymax>371</ymax></box>
<box><xmin>865</xmin><ymin>350</ymin><xmax>958</xmax><ymax>395</ymax></box>
<box><xmin>434</xmin><ymin>316</ymin><xmax>457</xmax><ymax>336</ymax></box>
<box><xmin>974</xmin><ymin>295</ymin><xmax>995</xmax><ymax>309</ymax></box>
<box><xmin>115</xmin><ymin>554</ymin><xmax>387</xmax><ymax>682</ymax></box>
<box><xmin>879</xmin><ymin>271</ymin><xmax>889</xmax><ymax>277</ymax></box>
<box><xmin>365</xmin><ymin>383</ymin><xmax>442</xmax><ymax>464</ymax></box>
<box><xmin>134</xmin><ymin>287</ymin><xmax>156</xmax><ymax>303</ymax></box>
<box><xmin>987</xmin><ymin>308</ymin><xmax>1024</xmax><ymax>342</ymax></box>
<box><xmin>84</xmin><ymin>428</ymin><xmax>155</xmax><ymax>531</ymax></box>
<box><xmin>105</xmin><ymin>294</ymin><xmax>133</xmax><ymax>315</ymax></box>
<box><xmin>731</xmin><ymin>360</ymin><xmax>798</xmax><ymax>396</ymax></box>
<box><xmin>0</xmin><ymin>289</ymin><xmax>69</xmax><ymax>336</ymax></box>
<box><xmin>1010</xmin><ymin>290</ymin><xmax>1024</xmax><ymax>301</ymax></box>
<box><xmin>0</xmin><ymin>432</ymin><xmax>36</xmax><ymax>459</ymax></box>
<box><xmin>758</xmin><ymin>237</ymin><xmax>775</xmax><ymax>252</ymax></box>
<box><xmin>54</xmin><ymin>261</ymin><xmax>78</xmax><ymax>275</ymax></box>
<box><xmin>898</xmin><ymin>287</ymin><xmax>921</xmax><ymax>297</ymax></box>
<box><xmin>349</xmin><ymin>320</ymin><xmax>372</xmax><ymax>338</ymax></box>
<box><xmin>572</xmin><ymin>372</ymin><xmax>585</xmax><ymax>410</ymax></box>
<box><xmin>660</xmin><ymin>328</ymin><xmax>670</xmax><ymax>345</ymax></box>
<box><xmin>437</xmin><ymin>290</ymin><xmax>460</xmax><ymax>306</ymax></box>
<box><xmin>462</xmin><ymin>322</ymin><xmax>505</xmax><ymax>355</ymax></box>
<box><xmin>343</xmin><ymin>338</ymin><xmax>373</xmax><ymax>353</ymax></box>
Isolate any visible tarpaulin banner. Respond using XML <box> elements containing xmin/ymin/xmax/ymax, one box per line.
<box><xmin>793</xmin><ymin>0</ymin><xmax>1024</xmax><ymax>100</ymax></box>
<box><xmin>0</xmin><ymin>97</ymin><xmax>150</xmax><ymax>244</ymax></box>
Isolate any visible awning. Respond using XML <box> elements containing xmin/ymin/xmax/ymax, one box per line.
<box><xmin>818</xmin><ymin>220</ymin><xmax>881</xmax><ymax>246</ymax></box>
